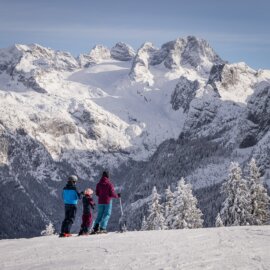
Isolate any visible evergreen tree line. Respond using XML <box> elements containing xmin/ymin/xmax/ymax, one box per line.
<box><xmin>141</xmin><ymin>158</ymin><xmax>270</xmax><ymax>231</ymax></box>
<box><xmin>141</xmin><ymin>178</ymin><xmax>203</xmax><ymax>230</ymax></box>
<box><xmin>216</xmin><ymin>159</ymin><xmax>270</xmax><ymax>227</ymax></box>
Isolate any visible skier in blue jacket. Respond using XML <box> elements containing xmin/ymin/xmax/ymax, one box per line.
<box><xmin>59</xmin><ymin>175</ymin><xmax>81</xmax><ymax>237</ymax></box>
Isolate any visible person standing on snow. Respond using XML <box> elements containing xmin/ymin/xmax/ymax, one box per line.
<box><xmin>92</xmin><ymin>171</ymin><xmax>120</xmax><ymax>234</ymax></box>
<box><xmin>59</xmin><ymin>175</ymin><xmax>82</xmax><ymax>237</ymax></box>
<box><xmin>78</xmin><ymin>188</ymin><xmax>95</xmax><ymax>236</ymax></box>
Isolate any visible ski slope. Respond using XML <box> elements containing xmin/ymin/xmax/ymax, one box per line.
<box><xmin>0</xmin><ymin>226</ymin><xmax>269</xmax><ymax>270</ymax></box>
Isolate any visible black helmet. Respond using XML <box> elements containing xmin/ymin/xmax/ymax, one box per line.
<box><xmin>68</xmin><ymin>175</ymin><xmax>78</xmax><ymax>182</ymax></box>
<box><xmin>102</xmin><ymin>170</ymin><xmax>109</xmax><ymax>178</ymax></box>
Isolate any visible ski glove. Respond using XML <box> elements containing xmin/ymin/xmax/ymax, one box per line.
<box><xmin>117</xmin><ymin>193</ymin><xmax>121</xmax><ymax>198</ymax></box>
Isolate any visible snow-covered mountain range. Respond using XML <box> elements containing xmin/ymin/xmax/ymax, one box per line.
<box><xmin>0</xmin><ymin>36</ymin><xmax>269</xmax><ymax>238</ymax></box>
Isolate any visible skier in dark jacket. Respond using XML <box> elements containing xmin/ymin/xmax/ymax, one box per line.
<box><xmin>92</xmin><ymin>171</ymin><xmax>120</xmax><ymax>234</ymax></box>
<box><xmin>78</xmin><ymin>188</ymin><xmax>95</xmax><ymax>236</ymax></box>
<box><xmin>59</xmin><ymin>175</ymin><xmax>81</xmax><ymax>237</ymax></box>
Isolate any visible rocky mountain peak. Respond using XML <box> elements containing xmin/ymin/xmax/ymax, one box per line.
<box><xmin>129</xmin><ymin>42</ymin><xmax>158</xmax><ymax>85</ymax></box>
<box><xmin>88</xmin><ymin>44</ymin><xmax>111</xmax><ymax>63</ymax></box>
<box><xmin>0</xmin><ymin>43</ymin><xmax>79</xmax><ymax>93</ymax></box>
<box><xmin>161</xmin><ymin>36</ymin><xmax>224</xmax><ymax>71</ymax></box>
<box><xmin>1</xmin><ymin>43</ymin><xmax>79</xmax><ymax>73</ymax></box>
<box><xmin>183</xmin><ymin>36</ymin><xmax>223</xmax><ymax>66</ymax></box>
<box><xmin>129</xmin><ymin>36</ymin><xmax>225</xmax><ymax>85</ymax></box>
<box><xmin>207</xmin><ymin>62</ymin><xmax>258</xmax><ymax>103</ymax></box>
<box><xmin>110</xmin><ymin>42</ymin><xmax>135</xmax><ymax>61</ymax></box>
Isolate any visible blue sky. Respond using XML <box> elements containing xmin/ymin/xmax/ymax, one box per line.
<box><xmin>1</xmin><ymin>0</ymin><xmax>269</xmax><ymax>69</ymax></box>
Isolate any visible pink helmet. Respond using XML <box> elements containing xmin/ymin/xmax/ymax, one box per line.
<box><xmin>84</xmin><ymin>188</ymin><xmax>93</xmax><ymax>196</ymax></box>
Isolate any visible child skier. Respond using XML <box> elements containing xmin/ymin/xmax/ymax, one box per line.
<box><xmin>78</xmin><ymin>188</ymin><xmax>95</xmax><ymax>236</ymax></box>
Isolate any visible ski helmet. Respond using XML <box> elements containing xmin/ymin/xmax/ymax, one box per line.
<box><xmin>68</xmin><ymin>175</ymin><xmax>78</xmax><ymax>182</ymax></box>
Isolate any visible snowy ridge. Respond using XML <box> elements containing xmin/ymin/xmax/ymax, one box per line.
<box><xmin>0</xmin><ymin>226</ymin><xmax>269</xmax><ymax>270</ymax></box>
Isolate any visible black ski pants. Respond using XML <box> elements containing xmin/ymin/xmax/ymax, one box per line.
<box><xmin>61</xmin><ymin>204</ymin><xmax>77</xmax><ymax>234</ymax></box>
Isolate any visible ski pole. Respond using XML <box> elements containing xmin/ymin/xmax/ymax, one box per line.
<box><xmin>119</xmin><ymin>197</ymin><xmax>124</xmax><ymax>216</ymax></box>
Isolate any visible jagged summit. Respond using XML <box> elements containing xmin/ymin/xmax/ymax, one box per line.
<box><xmin>89</xmin><ymin>44</ymin><xmax>111</xmax><ymax>63</ymax></box>
<box><xmin>78</xmin><ymin>43</ymin><xmax>135</xmax><ymax>67</ymax></box>
<box><xmin>0</xmin><ymin>43</ymin><xmax>78</xmax><ymax>93</ymax></box>
<box><xmin>110</xmin><ymin>42</ymin><xmax>135</xmax><ymax>61</ymax></box>
<box><xmin>4</xmin><ymin>43</ymin><xmax>78</xmax><ymax>70</ymax></box>
<box><xmin>78</xmin><ymin>45</ymin><xmax>110</xmax><ymax>67</ymax></box>
<box><xmin>129</xmin><ymin>42</ymin><xmax>158</xmax><ymax>85</ymax></box>
<box><xmin>129</xmin><ymin>36</ymin><xmax>225</xmax><ymax>85</ymax></box>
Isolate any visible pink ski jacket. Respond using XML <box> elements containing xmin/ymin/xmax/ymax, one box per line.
<box><xmin>96</xmin><ymin>176</ymin><xmax>119</xmax><ymax>204</ymax></box>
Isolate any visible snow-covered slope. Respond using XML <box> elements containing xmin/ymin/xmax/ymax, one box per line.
<box><xmin>0</xmin><ymin>226</ymin><xmax>269</xmax><ymax>270</ymax></box>
<box><xmin>0</xmin><ymin>36</ymin><xmax>270</xmax><ymax>238</ymax></box>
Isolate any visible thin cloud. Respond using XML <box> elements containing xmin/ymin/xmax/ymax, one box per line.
<box><xmin>1</xmin><ymin>23</ymin><xmax>270</xmax><ymax>47</ymax></box>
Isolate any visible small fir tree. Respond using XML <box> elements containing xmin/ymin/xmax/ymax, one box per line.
<box><xmin>41</xmin><ymin>222</ymin><xmax>55</xmax><ymax>236</ymax></box>
<box><xmin>164</xmin><ymin>185</ymin><xmax>174</xmax><ymax>229</ymax></box>
<box><xmin>170</xmin><ymin>178</ymin><xmax>203</xmax><ymax>229</ymax></box>
<box><xmin>141</xmin><ymin>216</ymin><xmax>148</xmax><ymax>231</ymax></box>
<box><xmin>215</xmin><ymin>213</ymin><xmax>224</xmax><ymax>227</ymax></box>
<box><xmin>220</xmin><ymin>162</ymin><xmax>252</xmax><ymax>226</ymax></box>
<box><xmin>248</xmin><ymin>158</ymin><xmax>270</xmax><ymax>225</ymax></box>
<box><xmin>146</xmin><ymin>186</ymin><xmax>166</xmax><ymax>230</ymax></box>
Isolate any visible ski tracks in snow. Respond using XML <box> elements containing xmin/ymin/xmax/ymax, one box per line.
<box><xmin>0</xmin><ymin>226</ymin><xmax>269</xmax><ymax>270</ymax></box>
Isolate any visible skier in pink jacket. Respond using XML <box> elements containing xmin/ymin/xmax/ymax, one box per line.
<box><xmin>92</xmin><ymin>171</ymin><xmax>120</xmax><ymax>234</ymax></box>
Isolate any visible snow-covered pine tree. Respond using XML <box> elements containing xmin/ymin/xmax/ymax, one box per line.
<box><xmin>170</xmin><ymin>178</ymin><xmax>203</xmax><ymax>229</ymax></box>
<box><xmin>141</xmin><ymin>216</ymin><xmax>148</xmax><ymax>231</ymax></box>
<box><xmin>164</xmin><ymin>185</ymin><xmax>174</xmax><ymax>229</ymax></box>
<box><xmin>248</xmin><ymin>158</ymin><xmax>270</xmax><ymax>225</ymax></box>
<box><xmin>41</xmin><ymin>222</ymin><xmax>55</xmax><ymax>236</ymax></box>
<box><xmin>145</xmin><ymin>186</ymin><xmax>166</xmax><ymax>230</ymax></box>
<box><xmin>220</xmin><ymin>162</ymin><xmax>252</xmax><ymax>226</ymax></box>
<box><xmin>215</xmin><ymin>213</ymin><xmax>224</xmax><ymax>227</ymax></box>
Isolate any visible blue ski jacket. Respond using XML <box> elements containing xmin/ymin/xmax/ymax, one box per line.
<box><xmin>62</xmin><ymin>182</ymin><xmax>81</xmax><ymax>205</ymax></box>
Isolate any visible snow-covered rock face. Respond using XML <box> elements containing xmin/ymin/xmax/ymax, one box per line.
<box><xmin>208</xmin><ymin>62</ymin><xmax>258</xmax><ymax>103</ymax></box>
<box><xmin>110</xmin><ymin>42</ymin><xmax>135</xmax><ymax>61</ymax></box>
<box><xmin>89</xmin><ymin>45</ymin><xmax>111</xmax><ymax>63</ymax></box>
<box><xmin>238</xmin><ymin>82</ymin><xmax>270</xmax><ymax>148</ymax></box>
<box><xmin>0</xmin><ymin>44</ymin><xmax>79</xmax><ymax>93</ymax></box>
<box><xmin>78</xmin><ymin>45</ymin><xmax>111</xmax><ymax>67</ymax></box>
<box><xmin>0</xmin><ymin>44</ymin><xmax>79</xmax><ymax>72</ymax></box>
<box><xmin>171</xmin><ymin>76</ymin><xmax>200</xmax><ymax>112</ymax></box>
<box><xmin>130</xmin><ymin>36</ymin><xmax>225</xmax><ymax>85</ymax></box>
<box><xmin>77</xmin><ymin>53</ymin><xmax>94</xmax><ymax>68</ymax></box>
<box><xmin>129</xmin><ymin>42</ymin><xmax>157</xmax><ymax>85</ymax></box>
<box><xmin>181</xmin><ymin>36</ymin><xmax>224</xmax><ymax>69</ymax></box>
